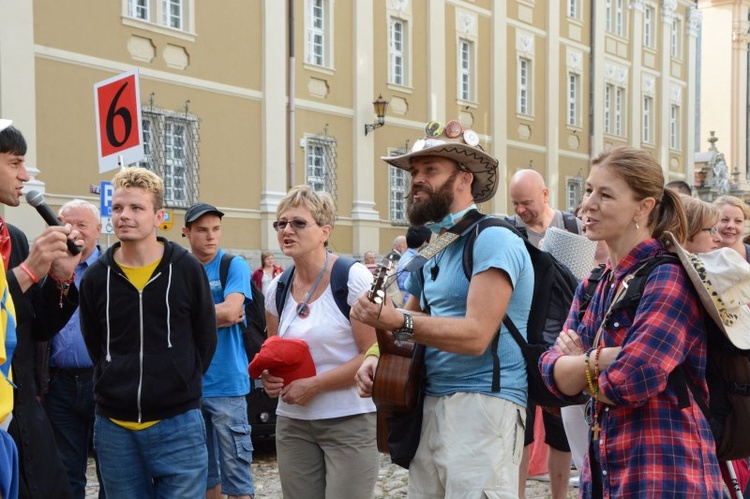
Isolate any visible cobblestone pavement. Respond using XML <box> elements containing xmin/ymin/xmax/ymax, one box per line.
<box><xmin>86</xmin><ymin>447</ymin><xmax>578</xmax><ymax>498</ymax></box>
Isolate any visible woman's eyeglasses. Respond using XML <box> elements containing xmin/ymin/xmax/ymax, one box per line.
<box><xmin>701</xmin><ymin>227</ymin><xmax>720</xmax><ymax>237</ymax></box>
<box><xmin>273</xmin><ymin>219</ymin><xmax>315</xmax><ymax>232</ymax></box>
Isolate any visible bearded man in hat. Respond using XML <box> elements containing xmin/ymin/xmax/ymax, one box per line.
<box><xmin>182</xmin><ymin>202</ymin><xmax>255</xmax><ymax>499</ymax></box>
<box><xmin>352</xmin><ymin>120</ymin><xmax>534</xmax><ymax>497</ymax></box>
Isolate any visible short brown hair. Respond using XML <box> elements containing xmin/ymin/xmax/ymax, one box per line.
<box><xmin>680</xmin><ymin>195</ymin><xmax>720</xmax><ymax>243</ymax></box>
<box><xmin>112</xmin><ymin>167</ymin><xmax>165</xmax><ymax>211</ymax></box>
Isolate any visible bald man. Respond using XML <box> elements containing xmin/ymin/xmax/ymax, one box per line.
<box><xmin>508</xmin><ymin>169</ymin><xmax>581</xmax><ymax>499</ymax></box>
<box><xmin>508</xmin><ymin>169</ymin><xmax>580</xmax><ymax>246</ymax></box>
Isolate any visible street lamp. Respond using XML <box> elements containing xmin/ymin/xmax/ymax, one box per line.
<box><xmin>364</xmin><ymin>94</ymin><xmax>389</xmax><ymax>136</ymax></box>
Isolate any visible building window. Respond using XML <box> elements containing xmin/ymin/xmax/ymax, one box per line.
<box><xmin>389</xmin><ymin>18</ymin><xmax>407</xmax><ymax>86</ymax></box>
<box><xmin>604</xmin><ymin>84</ymin><xmax>625</xmax><ymax>137</ymax></box>
<box><xmin>126</xmin><ymin>0</ymin><xmax>186</xmax><ymax>30</ymax></box>
<box><xmin>458</xmin><ymin>39</ymin><xmax>473</xmax><ymax>101</ymax></box>
<box><xmin>518</xmin><ymin>57</ymin><xmax>531</xmax><ymax>115</ymax></box>
<box><xmin>566</xmin><ymin>178</ymin><xmax>583</xmax><ymax>213</ymax></box>
<box><xmin>305</xmin><ymin>135</ymin><xmax>338</xmax><ymax>200</ymax></box>
<box><xmin>139</xmin><ymin>108</ymin><xmax>199</xmax><ymax>208</ymax></box>
<box><xmin>670</xmin><ymin>104</ymin><xmax>680</xmax><ymax>150</ymax></box>
<box><xmin>604</xmin><ymin>0</ymin><xmax>625</xmax><ymax>36</ymax></box>
<box><xmin>643</xmin><ymin>96</ymin><xmax>653</xmax><ymax>143</ymax></box>
<box><xmin>567</xmin><ymin>0</ymin><xmax>578</xmax><ymax>19</ymax></box>
<box><xmin>671</xmin><ymin>18</ymin><xmax>682</xmax><ymax>58</ymax></box>
<box><xmin>567</xmin><ymin>72</ymin><xmax>580</xmax><ymax>126</ymax></box>
<box><xmin>306</xmin><ymin>0</ymin><xmax>327</xmax><ymax>66</ymax></box>
<box><xmin>644</xmin><ymin>6</ymin><xmax>655</xmax><ymax>48</ymax></box>
<box><xmin>389</xmin><ymin>165</ymin><xmax>408</xmax><ymax>223</ymax></box>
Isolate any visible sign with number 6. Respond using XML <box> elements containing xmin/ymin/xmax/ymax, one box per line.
<box><xmin>94</xmin><ymin>69</ymin><xmax>145</xmax><ymax>173</ymax></box>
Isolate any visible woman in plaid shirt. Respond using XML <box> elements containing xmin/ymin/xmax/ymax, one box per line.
<box><xmin>540</xmin><ymin>146</ymin><xmax>722</xmax><ymax>498</ymax></box>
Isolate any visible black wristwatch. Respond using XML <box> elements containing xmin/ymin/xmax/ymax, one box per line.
<box><xmin>392</xmin><ymin>312</ymin><xmax>414</xmax><ymax>342</ymax></box>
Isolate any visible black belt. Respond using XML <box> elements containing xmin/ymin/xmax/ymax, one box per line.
<box><xmin>51</xmin><ymin>367</ymin><xmax>94</xmax><ymax>378</ymax></box>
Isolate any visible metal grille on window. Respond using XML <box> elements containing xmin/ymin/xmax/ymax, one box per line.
<box><xmin>305</xmin><ymin>135</ymin><xmax>337</xmax><ymax>205</ymax></box>
<box><xmin>139</xmin><ymin>103</ymin><xmax>199</xmax><ymax>209</ymax></box>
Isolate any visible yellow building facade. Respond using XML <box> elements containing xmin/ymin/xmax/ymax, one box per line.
<box><xmin>0</xmin><ymin>0</ymin><xmax>699</xmax><ymax>261</ymax></box>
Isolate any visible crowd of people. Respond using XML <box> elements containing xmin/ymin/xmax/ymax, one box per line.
<box><xmin>0</xmin><ymin>115</ymin><xmax>749</xmax><ymax>499</ymax></box>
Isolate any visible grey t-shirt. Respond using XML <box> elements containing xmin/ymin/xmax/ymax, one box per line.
<box><xmin>510</xmin><ymin>211</ymin><xmax>582</xmax><ymax>248</ymax></box>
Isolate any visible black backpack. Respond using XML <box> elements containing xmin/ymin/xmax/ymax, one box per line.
<box><xmin>579</xmin><ymin>255</ymin><xmax>750</xmax><ymax>460</ymax></box>
<box><xmin>274</xmin><ymin>256</ymin><xmax>356</xmax><ymax>321</ymax></box>
<box><xmin>219</xmin><ymin>253</ymin><xmax>267</xmax><ymax>363</ymax></box>
<box><xmin>414</xmin><ymin>211</ymin><xmax>583</xmax><ymax>408</ymax></box>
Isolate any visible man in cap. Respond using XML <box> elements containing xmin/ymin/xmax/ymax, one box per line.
<box><xmin>0</xmin><ymin>120</ymin><xmax>83</xmax><ymax>498</ymax></box>
<box><xmin>352</xmin><ymin>120</ymin><xmax>533</xmax><ymax>496</ymax></box>
<box><xmin>182</xmin><ymin>202</ymin><xmax>255</xmax><ymax>499</ymax></box>
<box><xmin>509</xmin><ymin>169</ymin><xmax>581</xmax><ymax>498</ymax></box>
<box><xmin>79</xmin><ymin>168</ymin><xmax>217</xmax><ymax>497</ymax></box>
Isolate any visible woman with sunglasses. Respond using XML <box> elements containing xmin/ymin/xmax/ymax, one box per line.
<box><xmin>260</xmin><ymin>185</ymin><xmax>379</xmax><ymax>499</ymax></box>
<box><xmin>540</xmin><ymin>147</ymin><xmax>722</xmax><ymax>498</ymax></box>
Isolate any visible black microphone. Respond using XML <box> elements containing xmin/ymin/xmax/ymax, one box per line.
<box><xmin>25</xmin><ymin>190</ymin><xmax>82</xmax><ymax>255</ymax></box>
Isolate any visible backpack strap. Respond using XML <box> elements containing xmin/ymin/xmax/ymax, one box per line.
<box><xmin>577</xmin><ymin>264</ymin><xmax>608</xmax><ymax>322</ymax></box>
<box><xmin>562</xmin><ymin>212</ymin><xmax>580</xmax><ymax>234</ymax></box>
<box><xmin>274</xmin><ymin>255</ymin><xmax>355</xmax><ymax>321</ymax></box>
<box><xmin>219</xmin><ymin>252</ymin><xmax>235</xmax><ymax>289</ymax></box>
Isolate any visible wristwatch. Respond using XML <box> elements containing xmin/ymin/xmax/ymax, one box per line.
<box><xmin>392</xmin><ymin>312</ymin><xmax>414</xmax><ymax>342</ymax></box>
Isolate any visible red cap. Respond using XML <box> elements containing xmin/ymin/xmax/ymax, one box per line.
<box><xmin>248</xmin><ymin>336</ymin><xmax>316</xmax><ymax>384</ymax></box>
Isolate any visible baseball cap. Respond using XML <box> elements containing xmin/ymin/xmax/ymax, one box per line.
<box><xmin>184</xmin><ymin>202</ymin><xmax>224</xmax><ymax>226</ymax></box>
<box><xmin>248</xmin><ymin>336</ymin><xmax>316</xmax><ymax>384</ymax></box>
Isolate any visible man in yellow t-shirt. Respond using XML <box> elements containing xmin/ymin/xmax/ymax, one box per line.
<box><xmin>79</xmin><ymin>168</ymin><xmax>217</xmax><ymax>498</ymax></box>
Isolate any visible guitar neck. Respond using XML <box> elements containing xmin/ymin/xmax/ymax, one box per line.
<box><xmin>376</xmin><ymin>328</ymin><xmax>416</xmax><ymax>357</ymax></box>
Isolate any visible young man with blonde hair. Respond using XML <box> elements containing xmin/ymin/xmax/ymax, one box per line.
<box><xmin>80</xmin><ymin>167</ymin><xmax>217</xmax><ymax>498</ymax></box>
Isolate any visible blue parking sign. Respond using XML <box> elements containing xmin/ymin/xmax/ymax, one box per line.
<box><xmin>100</xmin><ymin>181</ymin><xmax>113</xmax><ymax>217</ymax></box>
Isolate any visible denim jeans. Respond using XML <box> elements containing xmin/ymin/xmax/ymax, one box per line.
<box><xmin>94</xmin><ymin>408</ymin><xmax>207</xmax><ymax>499</ymax></box>
<box><xmin>201</xmin><ymin>396</ymin><xmax>255</xmax><ymax>496</ymax></box>
<box><xmin>43</xmin><ymin>368</ymin><xmax>105</xmax><ymax>499</ymax></box>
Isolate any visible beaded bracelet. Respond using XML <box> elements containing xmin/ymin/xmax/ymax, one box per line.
<box><xmin>593</xmin><ymin>344</ymin><xmax>605</xmax><ymax>380</ymax></box>
<box><xmin>584</xmin><ymin>347</ymin><xmax>598</xmax><ymax>397</ymax></box>
<box><xmin>49</xmin><ymin>271</ymin><xmax>75</xmax><ymax>309</ymax></box>
<box><xmin>19</xmin><ymin>262</ymin><xmax>39</xmax><ymax>283</ymax></box>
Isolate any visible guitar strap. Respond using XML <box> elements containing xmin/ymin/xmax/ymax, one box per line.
<box><xmin>402</xmin><ymin>210</ymin><xmax>485</xmax><ymax>273</ymax></box>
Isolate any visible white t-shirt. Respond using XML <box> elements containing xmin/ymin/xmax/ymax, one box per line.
<box><xmin>265</xmin><ymin>261</ymin><xmax>376</xmax><ymax>420</ymax></box>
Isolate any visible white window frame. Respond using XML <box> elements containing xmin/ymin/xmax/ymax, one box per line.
<box><xmin>670</xmin><ymin>104</ymin><xmax>681</xmax><ymax>150</ymax></box>
<box><xmin>518</xmin><ymin>57</ymin><xmax>532</xmax><ymax>115</ymax></box>
<box><xmin>389</xmin><ymin>17</ymin><xmax>407</xmax><ymax>86</ymax></box>
<box><xmin>138</xmin><ymin>108</ymin><xmax>199</xmax><ymax>208</ymax></box>
<box><xmin>605</xmin><ymin>0</ymin><xmax>612</xmax><ymax>32</ymax></box>
<box><xmin>567</xmin><ymin>0</ymin><xmax>578</xmax><ymax>20</ymax></box>
<box><xmin>306</xmin><ymin>0</ymin><xmax>328</xmax><ymax>67</ymax></box>
<box><xmin>643</xmin><ymin>96</ymin><xmax>653</xmax><ymax>144</ymax></box>
<box><xmin>567</xmin><ymin>72</ymin><xmax>580</xmax><ymax>126</ymax></box>
<box><xmin>123</xmin><ymin>0</ymin><xmax>193</xmax><ymax>36</ymax></box>
<box><xmin>458</xmin><ymin>38</ymin><xmax>474</xmax><ymax>102</ymax></box>
<box><xmin>566</xmin><ymin>177</ymin><xmax>583</xmax><ymax>214</ymax></box>
<box><xmin>389</xmin><ymin>165</ymin><xmax>408</xmax><ymax>224</ymax></box>
<box><xmin>615</xmin><ymin>86</ymin><xmax>624</xmax><ymax>136</ymax></box>
<box><xmin>305</xmin><ymin>135</ymin><xmax>338</xmax><ymax>200</ymax></box>
<box><xmin>604</xmin><ymin>84</ymin><xmax>612</xmax><ymax>135</ymax></box>
<box><xmin>644</xmin><ymin>6</ymin><xmax>655</xmax><ymax>48</ymax></box>
<box><xmin>604</xmin><ymin>83</ymin><xmax>626</xmax><ymax>137</ymax></box>
<box><xmin>615</xmin><ymin>0</ymin><xmax>625</xmax><ymax>36</ymax></box>
<box><xmin>671</xmin><ymin>18</ymin><xmax>682</xmax><ymax>59</ymax></box>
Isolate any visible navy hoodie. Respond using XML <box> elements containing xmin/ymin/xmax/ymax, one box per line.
<box><xmin>79</xmin><ymin>238</ymin><xmax>217</xmax><ymax>422</ymax></box>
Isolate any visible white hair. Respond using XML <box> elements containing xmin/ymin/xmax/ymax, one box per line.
<box><xmin>59</xmin><ymin>199</ymin><xmax>100</xmax><ymax>219</ymax></box>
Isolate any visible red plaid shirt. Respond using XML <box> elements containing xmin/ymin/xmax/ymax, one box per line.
<box><xmin>541</xmin><ymin>239</ymin><xmax>722</xmax><ymax>498</ymax></box>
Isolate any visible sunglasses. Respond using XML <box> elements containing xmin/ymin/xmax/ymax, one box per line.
<box><xmin>272</xmin><ymin>219</ymin><xmax>316</xmax><ymax>232</ymax></box>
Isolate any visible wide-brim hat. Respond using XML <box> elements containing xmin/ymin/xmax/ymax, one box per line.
<box><xmin>381</xmin><ymin>120</ymin><xmax>499</xmax><ymax>203</ymax></box>
<box><xmin>665</xmin><ymin>232</ymin><xmax>750</xmax><ymax>349</ymax></box>
<box><xmin>0</xmin><ymin>119</ymin><xmax>12</xmax><ymax>133</ymax></box>
<box><xmin>540</xmin><ymin>226</ymin><xmax>597</xmax><ymax>281</ymax></box>
<box><xmin>248</xmin><ymin>336</ymin><xmax>316</xmax><ymax>384</ymax></box>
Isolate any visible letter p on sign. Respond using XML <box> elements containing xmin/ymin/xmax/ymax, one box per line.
<box><xmin>94</xmin><ymin>69</ymin><xmax>145</xmax><ymax>173</ymax></box>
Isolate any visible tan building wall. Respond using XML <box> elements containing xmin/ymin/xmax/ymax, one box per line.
<box><xmin>0</xmin><ymin>0</ymin><xmax>700</xmax><ymax>262</ymax></box>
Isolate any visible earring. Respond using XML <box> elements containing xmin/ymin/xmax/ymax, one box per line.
<box><xmin>635</xmin><ymin>220</ymin><xmax>640</xmax><ymax>230</ymax></box>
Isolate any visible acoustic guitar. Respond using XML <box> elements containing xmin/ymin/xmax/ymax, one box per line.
<box><xmin>368</xmin><ymin>257</ymin><xmax>425</xmax><ymax>454</ymax></box>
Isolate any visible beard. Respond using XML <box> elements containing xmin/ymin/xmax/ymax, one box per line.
<box><xmin>406</xmin><ymin>171</ymin><xmax>458</xmax><ymax>226</ymax></box>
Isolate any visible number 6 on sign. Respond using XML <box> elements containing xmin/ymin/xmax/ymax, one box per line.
<box><xmin>94</xmin><ymin>69</ymin><xmax>145</xmax><ymax>173</ymax></box>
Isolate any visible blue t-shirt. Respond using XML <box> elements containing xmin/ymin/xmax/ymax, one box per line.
<box><xmin>405</xmin><ymin>225</ymin><xmax>533</xmax><ymax>407</ymax></box>
<box><xmin>202</xmin><ymin>249</ymin><xmax>253</xmax><ymax>397</ymax></box>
